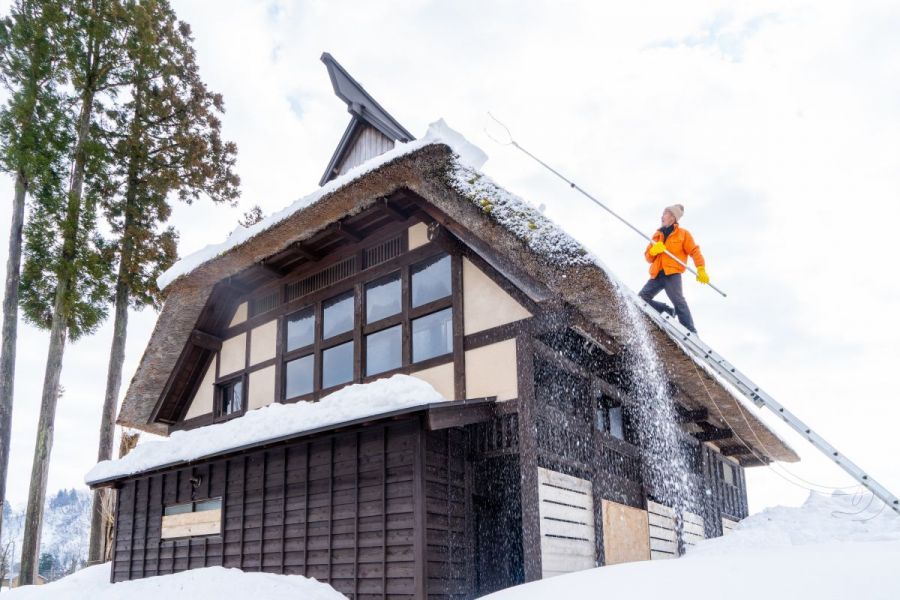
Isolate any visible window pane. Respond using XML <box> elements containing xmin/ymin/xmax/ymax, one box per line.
<box><xmin>195</xmin><ymin>498</ymin><xmax>222</xmax><ymax>512</ymax></box>
<box><xmin>411</xmin><ymin>254</ymin><xmax>451</xmax><ymax>307</ymax></box>
<box><xmin>366</xmin><ymin>325</ymin><xmax>402</xmax><ymax>376</ymax></box>
<box><xmin>164</xmin><ymin>502</ymin><xmax>192</xmax><ymax>516</ymax></box>
<box><xmin>286</xmin><ymin>306</ymin><xmax>314</xmax><ymax>351</ymax></box>
<box><xmin>608</xmin><ymin>406</ymin><xmax>625</xmax><ymax>440</ymax></box>
<box><xmin>323</xmin><ymin>291</ymin><xmax>354</xmax><ymax>339</ymax></box>
<box><xmin>412</xmin><ymin>308</ymin><xmax>453</xmax><ymax>362</ymax></box>
<box><xmin>285</xmin><ymin>354</ymin><xmax>314</xmax><ymax>399</ymax></box>
<box><xmin>366</xmin><ymin>274</ymin><xmax>401</xmax><ymax>324</ymax></box>
<box><xmin>323</xmin><ymin>341</ymin><xmax>354</xmax><ymax>388</ymax></box>
<box><xmin>220</xmin><ymin>379</ymin><xmax>243</xmax><ymax>416</ymax></box>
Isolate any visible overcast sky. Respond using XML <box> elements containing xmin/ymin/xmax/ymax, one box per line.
<box><xmin>1</xmin><ymin>0</ymin><xmax>898</xmax><ymax>516</ymax></box>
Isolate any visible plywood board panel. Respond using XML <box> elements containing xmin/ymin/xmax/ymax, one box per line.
<box><xmin>161</xmin><ymin>509</ymin><xmax>222</xmax><ymax>539</ymax></box>
<box><xmin>601</xmin><ymin>499</ymin><xmax>650</xmax><ymax>566</ymax></box>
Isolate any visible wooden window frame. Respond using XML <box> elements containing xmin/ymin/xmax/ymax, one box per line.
<box><xmin>280</xmin><ymin>249</ymin><xmax>457</xmax><ymax>403</ymax></box>
<box><xmin>214</xmin><ymin>375</ymin><xmax>247</xmax><ymax>422</ymax></box>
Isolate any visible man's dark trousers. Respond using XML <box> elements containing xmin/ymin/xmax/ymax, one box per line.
<box><xmin>638</xmin><ymin>272</ymin><xmax>697</xmax><ymax>333</ymax></box>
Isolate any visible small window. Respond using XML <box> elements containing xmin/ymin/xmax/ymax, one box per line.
<box><xmin>323</xmin><ymin>291</ymin><xmax>354</xmax><ymax>339</ymax></box>
<box><xmin>412</xmin><ymin>308</ymin><xmax>453</xmax><ymax>362</ymax></box>
<box><xmin>608</xmin><ymin>406</ymin><xmax>625</xmax><ymax>440</ymax></box>
<box><xmin>596</xmin><ymin>396</ymin><xmax>627</xmax><ymax>441</ymax></box>
<box><xmin>161</xmin><ymin>497</ymin><xmax>223</xmax><ymax>540</ymax></box>
<box><xmin>286</xmin><ymin>306</ymin><xmax>315</xmax><ymax>351</ymax></box>
<box><xmin>411</xmin><ymin>254</ymin><xmax>451</xmax><ymax>307</ymax></box>
<box><xmin>285</xmin><ymin>354</ymin><xmax>314</xmax><ymax>399</ymax></box>
<box><xmin>365</xmin><ymin>273</ymin><xmax>401</xmax><ymax>323</ymax></box>
<box><xmin>322</xmin><ymin>341</ymin><xmax>354</xmax><ymax>388</ymax></box>
<box><xmin>722</xmin><ymin>462</ymin><xmax>736</xmax><ymax>486</ymax></box>
<box><xmin>217</xmin><ymin>378</ymin><xmax>243</xmax><ymax>417</ymax></box>
<box><xmin>366</xmin><ymin>325</ymin><xmax>402</xmax><ymax>376</ymax></box>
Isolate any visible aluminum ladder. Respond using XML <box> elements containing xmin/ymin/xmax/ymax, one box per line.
<box><xmin>636</xmin><ymin>298</ymin><xmax>900</xmax><ymax>515</ymax></box>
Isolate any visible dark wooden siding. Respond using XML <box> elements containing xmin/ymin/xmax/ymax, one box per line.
<box><xmin>424</xmin><ymin>429</ymin><xmax>470</xmax><ymax>600</ymax></box>
<box><xmin>112</xmin><ymin>419</ymin><xmax>456</xmax><ymax>599</ymax></box>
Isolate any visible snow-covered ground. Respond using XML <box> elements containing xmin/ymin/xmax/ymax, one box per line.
<box><xmin>485</xmin><ymin>492</ymin><xmax>900</xmax><ymax>600</ymax></box>
<box><xmin>2</xmin><ymin>564</ymin><xmax>344</xmax><ymax>599</ymax></box>
<box><xmin>5</xmin><ymin>491</ymin><xmax>899</xmax><ymax>598</ymax></box>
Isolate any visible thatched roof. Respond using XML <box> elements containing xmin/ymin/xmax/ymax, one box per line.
<box><xmin>118</xmin><ymin>141</ymin><xmax>798</xmax><ymax>463</ymax></box>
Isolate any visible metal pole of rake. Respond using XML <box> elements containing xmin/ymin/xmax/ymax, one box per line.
<box><xmin>484</xmin><ymin>113</ymin><xmax>728</xmax><ymax>298</ymax></box>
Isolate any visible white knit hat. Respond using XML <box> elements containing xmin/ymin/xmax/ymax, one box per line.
<box><xmin>665</xmin><ymin>204</ymin><xmax>684</xmax><ymax>221</ymax></box>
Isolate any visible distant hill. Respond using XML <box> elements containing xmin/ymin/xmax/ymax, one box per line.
<box><xmin>2</xmin><ymin>488</ymin><xmax>91</xmax><ymax>582</ymax></box>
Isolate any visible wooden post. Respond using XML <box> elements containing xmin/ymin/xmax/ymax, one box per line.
<box><xmin>515</xmin><ymin>335</ymin><xmax>542</xmax><ymax>581</ymax></box>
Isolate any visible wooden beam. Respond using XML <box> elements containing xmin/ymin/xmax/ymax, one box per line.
<box><xmin>426</xmin><ymin>398</ymin><xmax>496</xmax><ymax>430</ymax></box>
<box><xmin>377</xmin><ymin>197</ymin><xmax>408</xmax><ymax>222</ymax></box>
<box><xmin>335</xmin><ymin>221</ymin><xmax>363</xmax><ymax>243</ymax></box>
<box><xmin>289</xmin><ymin>241</ymin><xmax>320</xmax><ymax>262</ymax></box>
<box><xmin>693</xmin><ymin>427</ymin><xmax>733</xmax><ymax>443</ymax></box>
<box><xmin>190</xmin><ymin>329</ymin><xmax>222</xmax><ymax>351</ymax></box>
<box><xmin>719</xmin><ymin>444</ymin><xmax>753</xmax><ymax>457</ymax></box>
<box><xmin>253</xmin><ymin>262</ymin><xmax>283</xmax><ymax>280</ymax></box>
<box><xmin>675</xmin><ymin>407</ymin><xmax>708</xmax><ymax>423</ymax></box>
<box><xmin>224</xmin><ymin>276</ymin><xmax>251</xmax><ymax>295</ymax></box>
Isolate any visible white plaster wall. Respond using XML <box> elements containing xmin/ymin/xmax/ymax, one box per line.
<box><xmin>463</xmin><ymin>258</ymin><xmax>531</xmax><ymax>335</ymax></box>
<box><xmin>249</xmin><ymin>365</ymin><xmax>276</xmax><ymax>410</ymax></box>
<box><xmin>183</xmin><ymin>360</ymin><xmax>216</xmax><ymax>419</ymax></box>
<box><xmin>229</xmin><ymin>302</ymin><xmax>248</xmax><ymax>327</ymax></box>
<box><xmin>249</xmin><ymin>320</ymin><xmax>277</xmax><ymax>366</ymax></box>
<box><xmin>465</xmin><ymin>339</ymin><xmax>518</xmax><ymax>401</ymax></box>
<box><xmin>408</xmin><ymin>222</ymin><xmax>429</xmax><ymax>250</ymax></box>
<box><xmin>219</xmin><ymin>333</ymin><xmax>246</xmax><ymax>377</ymax></box>
<box><xmin>410</xmin><ymin>361</ymin><xmax>454</xmax><ymax>401</ymax></box>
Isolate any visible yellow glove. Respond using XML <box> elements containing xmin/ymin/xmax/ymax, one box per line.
<box><xmin>696</xmin><ymin>266</ymin><xmax>710</xmax><ymax>285</ymax></box>
<box><xmin>649</xmin><ymin>241</ymin><xmax>666</xmax><ymax>257</ymax></box>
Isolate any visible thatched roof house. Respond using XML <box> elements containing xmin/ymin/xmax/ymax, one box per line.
<box><xmin>95</xmin><ymin>54</ymin><xmax>796</xmax><ymax>596</ymax></box>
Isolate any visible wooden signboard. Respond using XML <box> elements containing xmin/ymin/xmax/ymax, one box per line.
<box><xmin>160</xmin><ymin>508</ymin><xmax>222</xmax><ymax>540</ymax></box>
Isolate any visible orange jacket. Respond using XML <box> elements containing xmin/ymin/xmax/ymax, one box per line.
<box><xmin>645</xmin><ymin>224</ymin><xmax>705</xmax><ymax>278</ymax></box>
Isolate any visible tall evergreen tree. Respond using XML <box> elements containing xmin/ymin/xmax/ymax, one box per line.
<box><xmin>86</xmin><ymin>0</ymin><xmax>239</xmax><ymax>563</ymax></box>
<box><xmin>0</xmin><ymin>0</ymin><xmax>67</xmax><ymax>558</ymax></box>
<box><xmin>17</xmin><ymin>0</ymin><xmax>128</xmax><ymax>584</ymax></box>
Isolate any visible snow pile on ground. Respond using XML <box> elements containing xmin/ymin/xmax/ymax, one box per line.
<box><xmin>86</xmin><ymin>374</ymin><xmax>445</xmax><ymax>484</ymax></box>
<box><xmin>3</xmin><ymin>564</ymin><xmax>344</xmax><ymax>599</ymax></box>
<box><xmin>157</xmin><ymin>119</ymin><xmax>486</xmax><ymax>290</ymax></box>
<box><xmin>484</xmin><ymin>492</ymin><xmax>900</xmax><ymax>600</ymax></box>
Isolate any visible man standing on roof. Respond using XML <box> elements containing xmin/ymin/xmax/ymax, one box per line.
<box><xmin>639</xmin><ymin>204</ymin><xmax>709</xmax><ymax>334</ymax></box>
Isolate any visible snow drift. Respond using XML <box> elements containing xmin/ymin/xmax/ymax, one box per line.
<box><xmin>484</xmin><ymin>491</ymin><xmax>900</xmax><ymax>600</ymax></box>
<box><xmin>2</xmin><ymin>564</ymin><xmax>344</xmax><ymax>599</ymax></box>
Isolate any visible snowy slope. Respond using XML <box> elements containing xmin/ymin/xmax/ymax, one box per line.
<box><xmin>3</xmin><ymin>564</ymin><xmax>344</xmax><ymax>599</ymax></box>
<box><xmin>2</xmin><ymin>489</ymin><xmax>91</xmax><ymax>575</ymax></box>
<box><xmin>484</xmin><ymin>492</ymin><xmax>900</xmax><ymax>600</ymax></box>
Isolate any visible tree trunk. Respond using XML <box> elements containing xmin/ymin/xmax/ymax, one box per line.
<box><xmin>87</xmin><ymin>272</ymin><xmax>129</xmax><ymax>564</ymax></box>
<box><xmin>88</xmin><ymin>83</ymin><xmax>143</xmax><ymax>564</ymax></box>
<box><xmin>0</xmin><ymin>171</ymin><xmax>27</xmax><ymax>581</ymax></box>
<box><xmin>18</xmin><ymin>87</ymin><xmax>94</xmax><ymax>586</ymax></box>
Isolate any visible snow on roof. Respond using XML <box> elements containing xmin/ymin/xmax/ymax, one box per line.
<box><xmin>2</xmin><ymin>564</ymin><xmax>344</xmax><ymax>599</ymax></box>
<box><xmin>86</xmin><ymin>374</ymin><xmax>445</xmax><ymax>485</ymax></box>
<box><xmin>446</xmin><ymin>163</ymin><xmax>594</xmax><ymax>267</ymax></box>
<box><xmin>482</xmin><ymin>492</ymin><xmax>900</xmax><ymax>600</ymax></box>
<box><xmin>157</xmin><ymin>118</ymin><xmax>488</xmax><ymax>291</ymax></box>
